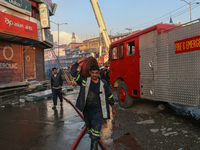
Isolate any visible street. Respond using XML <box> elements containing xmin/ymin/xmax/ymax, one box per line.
<box><xmin>0</xmin><ymin>90</ymin><xmax>200</xmax><ymax>150</ymax></box>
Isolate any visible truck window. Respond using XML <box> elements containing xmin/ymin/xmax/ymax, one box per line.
<box><xmin>111</xmin><ymin>46</ymin><xmax>118</xmax><ymax>60</ymax></box>
<box><xmin>119</xmin><ymin>44</ymin><xmax>124</xmax><ymax>59</ymax></box>
<box><xmin>127</xmin><ymin>41</ymin><xmax>135</xmax><ymax>56</ymax></box>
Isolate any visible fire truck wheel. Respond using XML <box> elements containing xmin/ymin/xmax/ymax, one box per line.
<box><xmin>117</xmin><ymin>81</ymin><xmax>133</xmax><ymax>108</ymax></box>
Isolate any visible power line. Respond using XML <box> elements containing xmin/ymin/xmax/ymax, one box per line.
<box><xmin>116</xmin><ymin>0</ymin><xmax>198</xmax><ymax>34</ymax></box>
<box><xmin>132</xmin><ymin>2</ymin><xmax>199</xmax><ymax>29</ymax></box>
<box><xmin>133</xmin><ymin>3</ymin><xmax>199</xmax><ymax>30</ymax></box>
<box><xmin>131</xmin><ymin>3</ymin><xmax>189</xmax><ymax>28</ymax></box>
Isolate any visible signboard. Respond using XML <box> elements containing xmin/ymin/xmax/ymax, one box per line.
<box><xmin>51</xmin><ymin>60</ymin><xmax>56</xmax><ymax>64</ymax></box>
<box><xmin>42</xmin><ymin>29</ymin><xmax>53</xmax><ymax>46</ymax></box>
<box><xmin>33</xmin><ymin>0</ymin><xmax>52</xmax><ymax>12</ymax></box>
<box><xmin>175</xmin><ymin>36</ymin><xmax>200</xmax><ymax>54</ymax></box>
<box><xmin>104</xmin><ymin>55</ymin><xmax>109</xmax><ymax>62</ymax></box>
<box><xmin>100</xmin><ymin>55</ymin><xmax>109</xmax><ymax>64</ymax></box>
<box><xmin>0</xmin><ymin>11</ymin><xmax>38</xmax><ymax>40</ymax></box>
<box><xmin>0</xmin><ymin>0</ymin><xmax>31</xmax><ymax>16</ymax></box>
<box><xmin>39</xmin><ymin>3</ymin><xmax>50</xmax><ymax>29</ymax></box>
<box><xmin>100</xmin><ymin>56</ymin><xmax>104</xmax><ymax>64</ymax></box>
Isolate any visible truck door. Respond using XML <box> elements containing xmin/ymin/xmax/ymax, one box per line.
<box><xmin>118</xmin><ymin>43</ymin><xmax>125</xmax><ymax>78</ymax></box>
<box><xmin>110</xmin><ymin>45</ymin><xmax>119</xmax><ymax>87</ymax></box>
<box><xmin>124</xmin><ymin>37</ymin><xmax>140</xmax><ymax>97</ymax></box>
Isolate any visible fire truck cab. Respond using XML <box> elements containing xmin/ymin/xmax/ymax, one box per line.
<box><xmin>110</xmin><ymin>22</ymin><xmax>200</xmax><ymax>108</ymax></box>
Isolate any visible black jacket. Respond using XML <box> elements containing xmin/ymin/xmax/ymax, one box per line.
<box><xmin>101</xmin><ymin>71</ymin><xmax>110</xmax><ymax>84</ymax></box>
<box><xmin>71</xmin><ymin>62</ymin><xmax>114</xmax><ymax>119</ymax></box>
<box><xmin>51</xmin><ymin>73</ymin><xmax>63</xmax><ymax>88</ymax></box>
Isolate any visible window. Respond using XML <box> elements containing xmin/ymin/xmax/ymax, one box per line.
<box><xmin>127</xmin><ymin>41</ymin><xmax>135</xmax><ymax>56</ymax></box>
<box><xmin>119</xmin><ymin>44</ymin><xmax>124</xmax><ymax>59</ymax></box>
<box><xmin>111</xmin><ymin>46</ymin><xmax>118</xmax><ymax>60</ymax></box>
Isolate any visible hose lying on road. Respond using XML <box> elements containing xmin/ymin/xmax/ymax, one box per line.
<box><xmin>62</xmin><ymin>96</ymin><xmax>108</xmax><ymax>150</ymax></box>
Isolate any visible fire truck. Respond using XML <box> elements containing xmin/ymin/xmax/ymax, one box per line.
<box><xmin>109</xmin><ymin>20</ymin><xmax>200</xmax><ymax>108</ymax></box>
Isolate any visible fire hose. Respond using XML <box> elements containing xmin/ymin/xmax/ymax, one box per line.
<box><xmin>62</xmin><ymin>96</ymin><xmax>108</xmax><ymax>150</ymax></box>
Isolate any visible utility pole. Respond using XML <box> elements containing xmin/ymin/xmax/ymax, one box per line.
<box><xmin>58</xmin><ymin>23</ymin><xmax>60</xmax><ymax>59</ymax></box>
<box><xmin>181</xmin><ymin>0</ymin><xmax>192</xmax><ymax>21</ymax></box>
<box><xmin>50</xmin><ymin>21</ymin><xmax>67</xmax><ymax>61</ymax></box>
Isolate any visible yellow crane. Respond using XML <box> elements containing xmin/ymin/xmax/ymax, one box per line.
<box><xmin>90</xmin><ymin>0</ymin><xmax>111</xmax><ymax>63</ymax></box>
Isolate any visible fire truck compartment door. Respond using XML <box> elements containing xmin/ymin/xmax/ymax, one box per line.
<box><xmin>139</xmin><ymin>30</ymin><xmax>157</xmax><ymax>99</ymax></box>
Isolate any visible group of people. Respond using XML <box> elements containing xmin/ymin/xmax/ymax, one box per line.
<box><xmin>50</xmin><ymin>58</ymin><xmax>116</xmax><ymax>150</ymax></box>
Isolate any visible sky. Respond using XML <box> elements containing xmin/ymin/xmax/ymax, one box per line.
<box><xmin>50</xmin><ymin>0</ymin><xmax>200</xmax><ymax>45</ymax></box>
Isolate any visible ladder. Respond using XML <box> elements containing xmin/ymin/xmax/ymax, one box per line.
<box><xmin>49</xmin><ymin>48</ymin><xmax>74</xmax><ymax>84</ymax></box>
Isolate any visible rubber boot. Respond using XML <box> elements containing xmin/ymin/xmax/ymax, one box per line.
<box><xmin>90</xmin><ymin>139</ymin><xmax>98</xmax><ymax>150</ymax></box>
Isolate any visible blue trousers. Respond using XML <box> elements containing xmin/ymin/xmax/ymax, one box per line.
<box><xmin>52</xmin><ymin>88</ymin><xmax>63</xmax><ymax>106</ymax></box>
<box><xmin>83</xmin><ymin>110</ymin><xmax>103</xmax><ymax>140</ymax></box>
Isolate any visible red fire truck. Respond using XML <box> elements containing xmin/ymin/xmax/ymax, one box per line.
<box><xmin>109</xmin><ymin>21</ymin><xmax>200</xmax><ymax>108</ymax></box>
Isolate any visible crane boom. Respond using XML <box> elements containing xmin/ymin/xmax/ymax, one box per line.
<box><xmin>90</xmin><ymin>0</ymin><xmax>111</xmax><ymax>57</ymax></box>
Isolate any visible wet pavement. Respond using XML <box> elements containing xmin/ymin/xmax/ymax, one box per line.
<box><xmin>0</xmin><ymin>89</ymin><xmax>200</xmax><ymax>150</ymax></box>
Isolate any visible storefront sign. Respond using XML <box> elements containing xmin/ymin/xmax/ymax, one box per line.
<box><xmin>0</xmin><ymin>0</ymin><xmax>31</xmax><ymax>16</ymax></box>
<box><xmin>51</xmin><ymin>60</ymin><xmax>56</xmax><ymax>64</ymax></box>
<box><xmin>0</xmin><ymin>42</ymin><xmax>21</xmax><ymax>84</ymax></box>
<box><xmin>100</xmin><ymin>56</ymin><xmax>104</xmax><ymax>64</ymax></box>
<box><xmin>100</xmin><ymin>55</ymin><xmax>109</xmax><ymax>64</ymax></box>
<box><xmin>39</xmin><ymin>3</ymin><xmax>50</xmax><ymax>29</ymax></box>
<box><xmin>0</xmin><ymin>11</ymin><xmax>38</xmax><ymax>40</ymax></box>
<box><xmin>42</xmin><ymin>29</ymin><xmax>53</xmax><ymax>46</ymax></box>
<box><xmin>34</xmin><ymin>0</ymin><xmax>52</xmax><ymax>12</ymax></box>
<box><xmin>0</xmin><ymin>46</ymin><xmax>17</xmax><ymax>69</ymax></box>
<box><xmin>175</xmin><ymin>36</ymin><xmax>200</xmax><ymax>54</ymax></box>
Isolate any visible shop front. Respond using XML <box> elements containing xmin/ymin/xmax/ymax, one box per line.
<box><xmin>0</xmin><ymin>8</ymin><xmax>53</xmax><ymax>84</ymax></box>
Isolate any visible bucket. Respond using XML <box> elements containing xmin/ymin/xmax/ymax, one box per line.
<box><xmin>77</xmin><ymin>57</ymin><xmax>98</xmax><ymax>77</ymax></box>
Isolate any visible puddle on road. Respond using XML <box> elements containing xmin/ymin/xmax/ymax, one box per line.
<box><xmin>112</xmin><ymin>134</ymin><xmax>142</xmax><ymax>150</ymax></box>
<box><xmin>101</xmin><ymin>115</ymin><xmax>113</xmax><ymax>145</ymax></box>
<box><xmin>100</xmin><ymin>110</ymin><xmax>142</xmax><ymax>149</ymax></box>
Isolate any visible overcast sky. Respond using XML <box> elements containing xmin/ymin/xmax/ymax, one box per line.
<box><xmin>50</xmin><ymin>0</ymin><xmax>200</xmax><ymax>44</ymax></box>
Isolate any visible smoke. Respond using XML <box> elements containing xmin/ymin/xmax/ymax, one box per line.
<box><xmin>51</xmin><ymin>31</ymin><xmax>82</xmax><ymax>45</ymax></box>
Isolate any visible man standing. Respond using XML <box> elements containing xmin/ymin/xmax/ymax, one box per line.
<box><xmin>51</xmin><ymin>67</ymin><xmax>63</xmax><ymax>109</ymax></box>
<box><xmin>71</xmin><ymin>58</ymin><xmax>117</xmax><ymax>150</ymax></box>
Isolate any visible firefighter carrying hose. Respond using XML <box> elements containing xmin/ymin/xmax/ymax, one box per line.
<box><xmin>71</xmin><ymin>57</ymin><xmax>117</xmax><ymax>150</ymax></box>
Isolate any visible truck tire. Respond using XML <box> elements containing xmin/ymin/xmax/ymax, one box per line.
<box><xmin>117</xmin><ymin>81</ymin><xmax>133</xmax><ymax>108</ymax></box>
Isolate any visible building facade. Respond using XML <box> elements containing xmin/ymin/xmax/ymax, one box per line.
<box><xmin>0</xmin><ymin>0</ymin><xmax>55</xmax><ymax>84</ymax></box>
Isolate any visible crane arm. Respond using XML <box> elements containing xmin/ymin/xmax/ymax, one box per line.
<box><xmin>90</xmin><ymin>0</ymin><xmax>111</xmax><ymax>55</ymax></box>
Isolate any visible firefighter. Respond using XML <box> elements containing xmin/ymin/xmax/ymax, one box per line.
<box><xmin>71</xmin><ymin>57</ymin><xmax>117</xmax><ymax>150</ymax></box>
<box><xmin>101</xmin><ymin>69</ymin><xmax>110</xmax><ymax>86</ymax></box>
<box><xmin>99</xmin><ymin>66</ymin><xmax>105</xmax><ymax>78</ymax></box>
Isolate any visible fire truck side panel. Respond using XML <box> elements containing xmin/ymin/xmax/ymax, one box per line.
<box><xmin>139</xmin><ymin>30</ymin><xmax>157</xmax><ymax>100</ymax></box>
<box><xmin>161</xmin><ymin>21</ymin><xmax>200</xmax><ymax>106</ymax></box>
